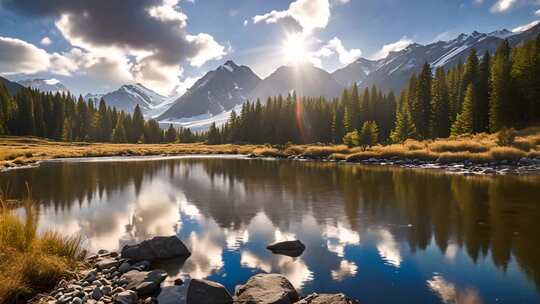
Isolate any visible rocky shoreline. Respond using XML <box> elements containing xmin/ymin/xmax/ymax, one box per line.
<box><xmin>35</xmin><ymin>236</ymin><xmax>358</xmax><ymax>304</ymax></box>
<box><xmin>268</xmin><ymin>155</ymin><xmax>540</xmax><ymax>176</ymax></box>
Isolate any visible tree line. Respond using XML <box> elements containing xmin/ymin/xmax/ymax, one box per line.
<box><xmin>0</xmin><ymin>87</ymin><xmax>202</xmax><ymax>143</ymax></box>
<box><xmin>206</xmin><ymin>34</ymin><xmax>540</xmax><ymax>145</ymax></box>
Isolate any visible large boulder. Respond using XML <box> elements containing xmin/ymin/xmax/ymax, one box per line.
<box><xmin>157</xmin><ymin>278</ymin><xmax>232</xmax><ymax>304</ymax></box>
<box><xmin>266</xmin><ymin>240</ymin><xmax>305</xmax><ymax>257</ymax></box>
<box><xmin>121</xmin><ymin>270</ymin><xmax>167</xmax><ymax>296</ymax></box>
<box><xmin>121</xmin><ymin>236</ymin><xmax>191</xmax><ymax>262</ymax></box>
<box><xmin>233</xmin><ymin>273</ymin><xmax>298</xmax><ymax>304</ymax></box>
<box><xmin>188</xmin><ymin>279</ymin><xmax>233</xmax><ymax>304</ymax></box>
<box><xmin>296</xmin><ymin>293</ymin><xmax>359</xmax><ymax>304</ymax></box>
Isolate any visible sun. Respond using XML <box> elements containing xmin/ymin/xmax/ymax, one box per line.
<box><xmin>283</xmin><ymin>33</ymin><xmax>308</xmax><ymax>65</ymax></box>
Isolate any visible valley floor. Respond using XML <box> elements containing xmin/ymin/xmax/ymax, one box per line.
<box><xmin>1</xmin><ymin>127</ymin><xmax>539</xmax><ymax>174</ymax></box>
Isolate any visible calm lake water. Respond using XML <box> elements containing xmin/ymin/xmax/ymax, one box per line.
<box><xmin>2</xmin><ymin>156</ymin><xmax>540</xmax><ymax>303</ymax></box>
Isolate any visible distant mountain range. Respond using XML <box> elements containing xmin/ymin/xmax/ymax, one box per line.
<box><xmin>332</xmin><ymin>24</ymin><xmax>540</xmax><ymax>92</ymax></box>
<box><xmin>84</xmin><ymin>83</ymin><xmax>172</xmax><ymax>118</ymax></box>
<box><xmin>0</xmin><ymin>76</ymin><xmax>24</xmax><ymax>96</ymax></box>
<box><xmin>2</xmin><ymin>23</ymin><xmax>539</xmax><ymax>131</ymax></box>
<box><xmin>17</xmin><ymin>78</ymin><xmax>70</xmax><ymax>94</ymax></box>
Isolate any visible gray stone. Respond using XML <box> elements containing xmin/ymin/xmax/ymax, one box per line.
<box><xmin>121</xmin><ymin>236</ymin><xmax>190</xmax><ymax>262</ymax></box>
<box><xmin>97</xmin><ymin>258</ymin><xmax>120</xmax><ymax>271</ymax></box>
<box><xmin>92</xmin><ymin>287</ymin><xmax>104</xmax><ymax>300</ymax></box>
<box><xmin>121</xmin><ymin>270</ymin><xmax>167</xmax><ymax>295</ymax></box>
<box><xmin>71</xmin><ymin>297</ymin><xmax>83</xmax><ymax>304</ymax></box>
<box><xmin>84</xmin><ymin>270</ymin><xmax>98</xmax><ymax>283</ymax></box>
<box><xmin>187</xmin><ymin>278</ymin><xmax>233</xmax><ymax>304</ymax></box>
<box><xmin>296</xmin><ymin>293</ymin><xmax>359</xmax><ymax>304</ymax></box>
<box><xmin>101</xmin><ymin>286</ymin><xmax>113</xmax><ymax>296</ymax></box>
<box><xmin>234</xmin><ymin>273</ymin><xmax>298</xmax><ymax>304</ymax></box>
<box><xmin>114</xmin><ymin>290</ymin><xmax>138</xmax><ymax>304</ymax></box>
<box><xmin>118</xmin><ymin>263</ymin><xmax>132</xmax><ymax>274</ymax></box>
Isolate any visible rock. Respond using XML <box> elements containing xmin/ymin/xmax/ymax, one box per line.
<box><xmin>296</xmin><ymin>293</ymin><xmax>359</xmax><ymax>304</ymax></box>
<box><xmin>84</xmin><ymin>270</ymin><xmax>98</xmax><ymax>283</ymax></box>
<box><xmin>118</xmin><ymin>263</ymin><xmax>132</xmax><ymax>274</ymax></box>
<box><xmin>234</xmin><ymin>273</ymin><xmax>298</xmax><ymax>304</ymax></box>
<box><xmin>173</xmin><ymin>278</ymin><xmax>183</xmax><ymax>286</ymax></box>
<box><xmin>121</xmin><ymin>236</ymin><xmax>190</xmax><ymax>262</ymax></box>
<box><xmin>266</xmin><ymin>240</ymin><xmax>306</xmax><ymax>257</ymax></box>
<box><xmin>187</xmin><ymin>278</ymin><xmax>233</xmax><ymax>304</ymax></box>
<box><xmin>72</xmin><ymin>297</ymin><xmax>83</xmax><ymax>304</ymax></box>
<box><xmin>121</xmin><ymin>270</ymin><xmax>167</xmax><ymax>295</ymax></box>
<box><xmin>101</xmin><ymin>286</ymin><xmax>113</xmax><ymax>296</ymax></box>
<box><xmin>132</xmin><ymin>260</ymin><xmax>151</xmax><ymax>271</ymax></box>
<box><xmin>114</xmin><ymin>290</ymin><xmax>138</xmax><ymax>304</ymax></box>
<box><xmin>98</xmin><ymin>249</ymin><xmax>109</xmax><ymax>255</ymax></box>
<box><xmin>97</xmin><ymin>258</ymin><xmax>120</xmax><ymax>271</ymax></box>
<box><xmin>92</xmin><ymin>287</ymin><xmax>104</xmax><ymax>300</ymax></box>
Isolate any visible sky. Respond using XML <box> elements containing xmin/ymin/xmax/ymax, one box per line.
<box><xmin>0</xmin><ymin>0</ymin><xmax>539</xmax><ymax>96</ymax></box>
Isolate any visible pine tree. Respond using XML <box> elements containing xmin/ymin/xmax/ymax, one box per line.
<box><xmin>390</xmin><ymin>105</ymin><xmax>417</xmax><ymax>143</ymax></box>
<box><xmin>413</xmin><ymin>63</ymin><xmax>432</xmax><ymax>139</ymax></box>
<box><xmin>476</xmin><ymin>51</ymin><xmax>491</xmax><ymax>132</ymax></box>
<box><xmin>431</xmin><ymin>67</ymin><xmax>450</xmax><ymax>138</ymax></box>
<box><xmin>451</xmin><ymin>84</ymin><xmax>475</xmax><ymax>135</ymax></box>
<box><xmin>112</xmin><ymin>114</ymin><xmax>127</xmax><ymax>143</ymax></box>
<box><xmin>489</xmin><ymin>40</ymin><xmax>512</xmax><ymax>132</ymax></box>
<box><xmin>132</xmin><ymin>104</ymin><xmax>145</xmax><ymax>143</ymax></box>
<box><xmin>358</xmin><ymin>121</ymin><xmax>378</xmax><ymax>151</ymax></box>
<box><xmin>62</xmin><ymin>118</ymin><xmax>73</xmax><ymax>141</ymax></box>
<box><xmin>165</xmin><ymin>124</ymin><xmax>177</xmax><ymax>143</ymax></box>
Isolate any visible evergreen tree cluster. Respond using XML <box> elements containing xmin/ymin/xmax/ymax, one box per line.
<box><xmin>205</xmin><ymin>84</ymin><xmax>396</xmax><ymax>145</ymax></box>
<box><xmin>0</xmin><ymin>86</ymin><xmax>202</xmax><ymax>144</ymax></box>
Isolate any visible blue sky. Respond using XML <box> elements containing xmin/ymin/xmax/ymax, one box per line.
<box><xmin>0</xmin><ymin>0</ymin><xmax>538</xmax><ymax>96</ymax></box>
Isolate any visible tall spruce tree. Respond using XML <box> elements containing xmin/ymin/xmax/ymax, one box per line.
<box><xmin>413</xmin><ymin>63</ymin><xmax>432</xmax><ymax>138</ymax></box>
<box><xmin>451</xmin><ymin>84</ymin><xmax>475</xmax><ymax>135</ymax></box>
<box><xmin>489</xmin><ymin>40</ymin><xmax>512</xmax><ymax>132</ymax></box>
<box><xmin>431</xmin><ymin>67</ymin><xmax>450</xmax><ymax>138</ymax></box>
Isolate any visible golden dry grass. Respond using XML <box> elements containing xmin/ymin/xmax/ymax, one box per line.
<box><xmin>0</xmin><ymin>195</ymin><xmax>86</xmax><ymax>303</ymax></box>
<box><xmin>0</xmin><ymin>126</ymin><xmax>539</xmax><ymax>171</ymax></box>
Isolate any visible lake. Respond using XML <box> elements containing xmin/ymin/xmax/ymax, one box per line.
<box><xmin>2</xmin><ymin>156</ymin><xmax>540</xmax><ymax>303</ymax></box>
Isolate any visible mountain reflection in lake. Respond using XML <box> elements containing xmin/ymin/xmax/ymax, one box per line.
<box><xmin>2</xmin><ymin>157</ymin><xmax>540</xmax><ymax>304</ymax></box>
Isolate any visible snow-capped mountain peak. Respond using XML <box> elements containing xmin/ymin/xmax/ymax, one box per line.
<box><xmin>17</xmin><ymin>78</ymin><xmax>70</xmax><ymax>94</ymax></box>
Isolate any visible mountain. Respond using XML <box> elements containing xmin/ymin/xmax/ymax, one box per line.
<box><xmin>0</xmin><ymin>76</ymin><xmax>24</xmax><ymax>96</ymax></box>
<box><xmin>85</xmin><ymin>83</ymin><xmax>168</xmax><ymax>117</ymax></box>
<box><xmin>249</xmin><ymin>64</ymin><xmax>343</xmax><ymax>102</ymax></box>
<box><xmin>158</xmin><ymin>61</ymin><xmax>260</xmax><ymax>121</ymax></box>
<box><xmin>17</xmin><ymin>78</ymin><xmax>69</xmax><ymax>94</ymax></box>
<box><xmin>331</xmin><ymin>58</ymin><xmax>380</xmax><ymax>87</ymax></box>
<box><xmin>338</xmin><ymin>23</ymin><xmax>540</xmax><ymax>93</ymax></box>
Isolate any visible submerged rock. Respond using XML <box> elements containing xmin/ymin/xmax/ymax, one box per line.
<box><xmin>266</xmin><ymin>240</ymin><xmax>306</xmax><ymax>257</ymax></box>
<box><xmin>121</xmin><ymin>270</ymin><xmax>167</xmax><ymax>296</ymax></box>
<box><xmin>234</xmin><ymin>273</ymin><xmax>298</xmax><ymax>304</ymax></box>
<box><xmin>296</xmin><ymin>293</ymin><xmax>359</xmax><ymax>304</ymax></box>
<box><xmin>121</xmin><ymin>236</ymin><xmax>191</xmax><ymax>261</ymax></box>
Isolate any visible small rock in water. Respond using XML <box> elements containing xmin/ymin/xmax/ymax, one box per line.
<box><xmin>296</xmin><ymin>293</ymin><xmax>359</xmax><ymax>304</ymax></box>
<box><xmin>266</xmin><ymin>240</ymin><xmax>306</xmax><ymax>257</ymax></box>
<box><xmin>92</xmin><ymin>287</ymin><xmax>104</xmax><ymax>300</ymax></box>
<box><xmin>118</xmin><ymin>262</ymin><xmax>132</xmax><ymax>274</ymax></box>
<box><xmin>174</xmin><ymin>278</ymin><xmax>184</xmax><ymax>286</ymax></box>
<box><xmin>97</xmin><ymin>258</ymin><xmax>120</xmax><ymax>271</ymax></box>
<box><xmin>98</xmin><ymin>249</ymin><xmax>109</xmax><ymax>255</ymax></box>
<box><xmin>121</xmin><ymin>236</ymin><xmax>191</xmax><ymax>262</ymax></box>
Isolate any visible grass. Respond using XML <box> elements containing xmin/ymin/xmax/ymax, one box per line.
<box><xmin>0</xmin><ymin>126</ymin><xmax>539</xmax><ymax>171</ymax></box>
<box><xmin>0</xmin><ymin>191</ymin><xmax>86</xmax><ymax>303</ymax></box>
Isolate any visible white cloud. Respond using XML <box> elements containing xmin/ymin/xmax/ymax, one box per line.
<box><xmin>171</xmin><ymin>75</ymin><xmax>201</xmax><ymax>97</ymax></box>
<box><xmin>310</xmin><ymin>37</ymin><xmax>361</xmax><ymax>67</ymax></box>
<box><xmin>535</xmin><ymin>9</ymin><xmax>540</xmax><ymax>16</ymax></box>
<box><xmin>490</xmin><ymin>0</ymin><xmax>518</xmax><ymax>13</ymax></box>
<box><xmin>373</xmin><ymin>37</ymin><xmax>413</xmax><ymax>60</ymax></box>
<box><xmin>186</xmin><ymin>33</ymin><xmax>227</xmax><ymax>67</ymax></box>
<box><xmin>512</xmin><ymin>20</ymin><xmax>540</xmax><ymax>32</ymax></box>
<box><xmin>40</xmin><ymin>37</ymin><xmax>52</xmax><ymax>46</ymax></box>
<box><xmin>253</xmin><ymin>0</ymin><xmax>331</xmax><ymax>35</ymax></box>
<box><xmin>0</xmin><ymin>36</ymin><xmax>78</xmax><ymax>76</ymax></box>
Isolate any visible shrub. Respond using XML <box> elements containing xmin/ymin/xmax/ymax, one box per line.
<box><xmin>302</xmin><ymin>146</ymin><xmax>349</xmax><ymax>158</ymax></box>
<box><xmin>497</xmin><ymin>128</ymin><xmax>516</xmax><ymax>146</ymax></box>
<box><xmin>343</xmin><ymin>131</ymin><xmax>359</xmax><ymax>148</ymax></box>
<box><xmin>489</xmin><ymin>147</ymin><xmax>526</xmax><ymax>161</ymax></box>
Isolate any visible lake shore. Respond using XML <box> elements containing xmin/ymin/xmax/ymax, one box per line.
<box><xmin>1</xmin><ymin>130</ymin><xmax>540</xmax><ymax>175</ymax></box>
